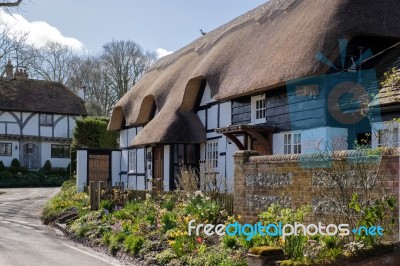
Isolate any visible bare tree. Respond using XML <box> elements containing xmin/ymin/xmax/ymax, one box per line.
<box><xmin>67</xmin><ymin>40</ymin><xmax>156</xmax><ymax>116</ymax></box>
<box><xmin>29</xmin><ymin>41</ymin><xmax>75</xmax><ymax>83</ymax></box>
<box><xmin>68</xmin><ymin>55</ymin><xmax>116</xmax><ymax>116</ymax></box>
<box><xmin>0</xmin><ymin>0</ymin><xmax>22</xmax><ymax>7</ymax></box>
<box><xmin>101</xmin><ymin>40</ymin><xmax>156</xmax><ymax>99</ymax></box>
<box><xmin>0</xmin><ymin>18</ymin><xmax>28</xmax><ymax>74</ymax></box>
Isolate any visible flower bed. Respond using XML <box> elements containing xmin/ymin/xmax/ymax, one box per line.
<box><xmin>42</xmin><ymin>180</ymin><xmax>398</xmax><ymax>265</ymax></box>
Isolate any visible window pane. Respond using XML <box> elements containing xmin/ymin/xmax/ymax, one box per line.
<box><xmin>51</xmin><ymin>145</ymin><xmax>70</xmax><ymax>158</ymax></box>
<box><xmin>0</xmin><ymin>143</ymin><xmax>10</xmax><ymax>156</ymax></box>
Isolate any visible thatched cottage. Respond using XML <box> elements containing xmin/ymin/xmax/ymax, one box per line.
<box><xmin>77</xmin><ymin>0</ymin><xmax>400</xmax><ymax>192</ymax></box>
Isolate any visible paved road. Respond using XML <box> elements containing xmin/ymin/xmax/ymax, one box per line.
<box><xmin>0</xmin><ymin>188</ymin><xmax>123</xmax><ymax>266</ymax></box>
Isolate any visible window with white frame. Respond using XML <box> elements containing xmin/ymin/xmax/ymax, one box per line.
<box><xmin>128</xmin><ymin>150</ymin><xmax>136</xmax><ymax>172</ymax></box>
<box><xmin>284</xmin><ymin>132</ymin><xmax>301</xmax><ymax>154</ymax></box>
<box><xmin>378</xmin><ymin>128</ymin><xmax>399</xmax><ymax>147</ymax></box>
<box><xmin>206</xmin><ymin>140</ymin><xmax>218</xmax><ymax>171</ymax></box>
<box><xmin>251</xmin><ymin>94</ymin><xmax>266</xmax><ymax>124</ymax></box>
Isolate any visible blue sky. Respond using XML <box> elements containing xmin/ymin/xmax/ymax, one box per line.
<box><xmin>6</xmin><ymin>0</ymin><xmax>266</xmax><ymax>56</ymax></box>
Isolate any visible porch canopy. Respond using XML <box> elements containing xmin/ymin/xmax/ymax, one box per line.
<box><xmin>215</xmin><ymin>124</ymin><xmax>275</xmax><ymax>154</ymax></box>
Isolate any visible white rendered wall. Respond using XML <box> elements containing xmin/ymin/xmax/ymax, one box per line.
<box><xmin>41</xmin><ymin>142</ymin><xmax>70</xmax><ymax>168</ymax></box>
<box><xmin>219</xmin><ymin>102</ymin><xmax>232</xmax><ymax>127</ymax></box>
<box><xmin>22</xmin><ymin>113</ymin><xmax>38</xmax><ymax>136</ymax></box>
<box><xmin>40</xmin><ymin>126</ymin><xmax>52</xmax><ymax>137</ymax></box>
<box><xmin>207</xmin><ymin>106</ymin><xmax>218</xmax><ymax>130</ymax></box>
<box><xmin>76</xmin><ymin>150</ymin><xmax>88</xmax><ymax>192</ymax></box>
<box><xmin>120</xmin><ymin>129</ymin><xmax>128</xmax><ymax>148</ymax></box>
<box><xmin>273</xmin><ymin>127</ymin><xmax>348</xmax><ymax>155</ymax></box>
<box><xmin>69</xmin><ymin>117</ymin><xmax>76</xmax><ymax>137</ymax></box>
<box><xmin>8</xmin><ymin>123</ymin><xmax>20</xmax><ymax>135</ymax></box>
<box><xmin>111</xmin><ymin>151</ymin><xmax>121</xmax><ymax>186</ymax></box>
<box><xmin>200</xmin><ymin>83</ymin><xmax>215</xmax><ymax>106</ymax></box>
<box><xmin>54</xmin><ymin>116</ymin><xmax>69</xmax><ymax>138</ymax></box>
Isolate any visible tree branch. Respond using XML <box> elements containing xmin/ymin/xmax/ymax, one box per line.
<box><xmin>0</xmin><ymin>0</ymin><xmax>22</xmax><ymax>7</ymax></box>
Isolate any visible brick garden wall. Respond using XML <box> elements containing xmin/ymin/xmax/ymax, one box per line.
<box><xmin>233</xmin><ymin>149</ymin><xmax>400</xmax><ymax>240</ymax></box>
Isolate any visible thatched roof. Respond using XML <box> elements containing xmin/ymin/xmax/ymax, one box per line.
<box><xmin>369</xmin><ymin>46</ymin><xmax>400</xmax><ymax>109</ymax></box>
<box><xmin>109</xmin><ymin>0</ymin><xmax>400</xmax><ymax>147</ymax></box>
<box><xmin>0</xmin><ymin>78</ymin><xmax>87</xmax><ymax>115</ymax></box>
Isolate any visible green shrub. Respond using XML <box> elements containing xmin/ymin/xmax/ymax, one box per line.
<box><xmin>10</xmin><ymin>158</ymin><xmax>20</xmax><ymax>172</ymax></box>
<box><xmin>100</xmin><ymin>199</ymin><xmax>113</xmax><ymax>212</ymax></box>
<box><xmin>259</xmin><ymin>204</ymin><xmax>311</xmax><ymax>259</ymax></box>
<box><xmin>161</xmin><ymin>212</ymin><xmax>177</xmax><ymax>232</ymax></box>
<box><xmin>71</xmin><ymin>117</ymin><xmax>118</xmax><ymax>175</ymax></box>
<box><xmin>222</xmin><ymin>235</ymin><xmax>238</xmax><ymax>249</ymax></box>
<box><xmin>0</xmin><ymin>161</ymin><xmax>5</xmax><ymax>172</ymax></box>
<box><xmin>162</xmin><ymin>198</ymin><xmax>176</xmax><ymax>211</ymax></box>
<box><xmin>72</xmin><ymin>117</ymin><xmax>118</xmax><ymax>148</ymax></box>
<box><xmin>108</xmin><ymin>231</ymin><xmax>126</xmax><ymax>253</ymax></box>
<box><xmin>43</xmin><ymin>160</ymin><xmax>52</xmax><ymax>172</ymax></box>
<box><xmin>170</xmin><ymin>235</ymin><xmax>196</xmax><ymax>257</ymax></box>
<box><xmin>123</xmin><ymin>235</ymin><xmax>144</xmax><ymax>255</ymax></box>
<box><xmin>156</xmin><ymin>249</ymin><xmax>178</xmax><ymax>265</ymax></box>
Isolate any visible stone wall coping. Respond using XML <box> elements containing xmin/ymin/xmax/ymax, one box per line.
<box><xmin>240</xmin><ymin>148</ymin><xmax>400</xmax><ymax>163</ymax></box>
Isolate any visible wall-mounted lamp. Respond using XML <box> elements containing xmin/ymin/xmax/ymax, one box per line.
<box><xmin>15</xmin><ymin>145</ymin><xmax>18</xmax><ymax>150</ymax></box>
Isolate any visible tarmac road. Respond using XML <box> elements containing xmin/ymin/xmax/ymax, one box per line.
<box><xmin>0</xmin><ymin>187</ymin><xmax>123</xmax><ymax>266</ymax></box>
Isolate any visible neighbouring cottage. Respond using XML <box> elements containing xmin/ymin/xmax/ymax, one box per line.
<box><xmin>77</xmin><ymin>0</ymin><xmax>400</xmax><ymax>192</ymax></box>
<box><xmin>0</xmin><ymin>60</ymin><xmax>86</xmax><ymax>169</ymax></box>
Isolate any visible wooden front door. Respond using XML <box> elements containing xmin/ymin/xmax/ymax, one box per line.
<box><xmin>88</xmin><ymin>154</ymin><xmax>110</xmax><ymax>184</ymax></box>
<box><xmin>251</xmin><ymin>132</ymin><xmax>272</xmax><ymax>155</ymax></box>
<box><xmin>153</xmin><ymin>146</ymin><xmax>164</xmax><ymax>191</ymax></box>
<box><xmin>22</xmin><ymin>143</ymin><xmax>39</xmax><ymax>169</ymax></box>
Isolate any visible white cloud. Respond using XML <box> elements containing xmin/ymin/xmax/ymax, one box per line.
<box><xmin>156</xmin><ymin>48</ymin><xmax>173</xmax><ymax>58</ymax></box>
<box><xmin>0</xmin><ymin>10</ymin><xmax>84</xmax><ymax>51</ymax></box>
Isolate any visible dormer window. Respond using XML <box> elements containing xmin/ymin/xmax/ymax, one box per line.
<box><xmin>251</xmin><ymin>94</ymin><xmax>266</xmax><ymax>124</ymax></box>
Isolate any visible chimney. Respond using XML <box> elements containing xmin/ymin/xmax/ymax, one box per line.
<box><xmin>5</xmin><ymin>60</ymin><xmax>13</xmax><ymax>79</ymax></box>
<box><xmin>14</xmin><ymin>68</ymin><xmax>28</xmax><ymax>80</ymax></box>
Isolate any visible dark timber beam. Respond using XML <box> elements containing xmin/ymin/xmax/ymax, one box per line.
<box><xmin>224</xmin><ymin>133</ymin><xmax>246</xmax><ymax>150</ymax></box>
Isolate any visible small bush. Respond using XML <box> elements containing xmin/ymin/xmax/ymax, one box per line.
<box><xmin>108</xmin><ymin>231</ymin><xmax>126</xmax><ymax>254</ymax></box>
<box><xmin>43</xmin><ymin>160</ymin><xmax>52</xmax><ymax>172</ymax></box>
<box><xmin>100</xmin><ymin>199</ymin><xmax>113</xmax><ymax>212</ymax></box>
<box><xmin>123</xmin><ymin>235</ymin><xmax>144</xmax><ymax>255</ymax></box>
<box><xmin>156</xmin><ymin>249</ymin><xmax>178</xmax><ymax>265</ymax></box>
<box><xmin>161</xmin><ymin>212</ymin><xmax>177</xmax><ymax>232</ymax></box>
<box><xmin>222</xmin><ymin>235</ymin><xmax>238</xmax><ymax>249</ymax></box>
<box><xmin>0</xmin><ymin>161</ymin><xmax>5</xmax><ymax>172</ymax></box>
<box><xmin>10</xmin><ymin>158</ymin><xmax>20</xmax><ymax>172</ymax></box>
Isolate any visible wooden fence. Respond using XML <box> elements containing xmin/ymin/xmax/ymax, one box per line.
<box><xmin>87</xmin><ymin>181</ymin><xmax>234</xmax><ymax>213</ymax></box>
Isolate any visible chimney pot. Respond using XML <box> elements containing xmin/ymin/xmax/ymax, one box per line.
<box><xmin>5</xmin><ymin>60</ymin><xmax>13</xmax><ymax>79</ymax></box>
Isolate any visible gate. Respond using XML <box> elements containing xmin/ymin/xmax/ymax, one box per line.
<box><xmin>88</xmin><ymin>153</ymin><xmax>110</xmax><ymax>184</ymax></box>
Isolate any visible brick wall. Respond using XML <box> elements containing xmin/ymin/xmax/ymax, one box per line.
<box><xmin>233</xmin><ymin>149</ymin><xmax>400</xmax><ymax>240</ymax></box>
